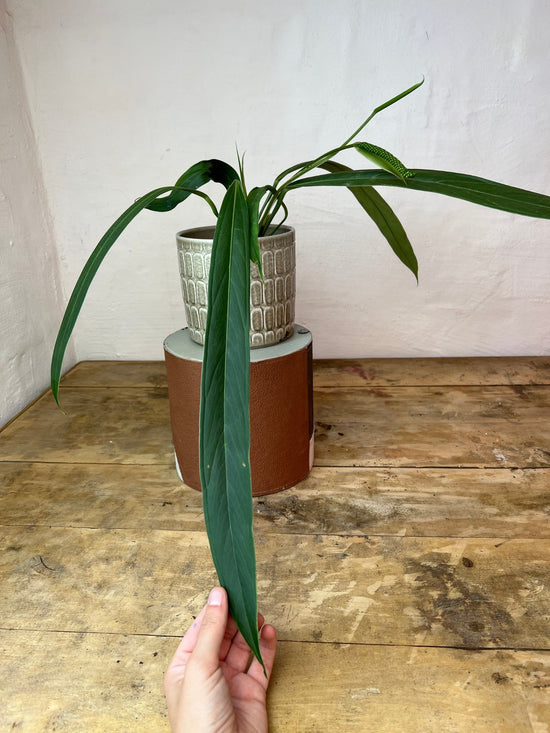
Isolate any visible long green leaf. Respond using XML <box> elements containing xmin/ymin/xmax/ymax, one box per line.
<box><xmin>320</xmin><ymin>161</ymin><xmax>418</xmax><ymax>279</ymax></box>
<box><xmin>247</xmin><ymin>185</ymin><xmax>271</xmax><ymax>276</ymax></box>
<box><xmin>264</xmin><ymin>139</ymin><xmax>412</xmax><ymax>232</ymax></box>
<box><xmin>51</xmin><ymin>185</ymin><xmax>183</xmax><ymax>405</ymax></box>
<box><xmin>341</xmin><ymin>78</ymin><xmax>424</xmax><ymax>146</ymax></box>
<box><xmin>273</xmin><ymin>144</ymin><xmax>353</xmax><ymax>190</ymax></box>
<box><xmin>51</xmin><ymin>159</ymin><xmax>239</xmax><ymax>405</ymax></box>
<box><xmin>288</xmin><ymin>168</ymin><xmax>550</xmax><ymax>219</ymax></box>
<box><xmin>273</xmin><ymin>78</ymin><xmax>424</xmax><ymax>189</ymax></box>
<box><xmin>199</xmin><ymin>181</ymin><xmax>263</xmax><ymax>670</ymax></box>
<box><xmin>146</xmin><ymin>159</ymin><xmax>239</xmax><ymax>212</ymax></box>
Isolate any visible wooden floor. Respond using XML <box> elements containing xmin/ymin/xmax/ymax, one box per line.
<box><xmin>1</xmin><ymin>357</ymin><xmax>549</xmax><ymax>731</ymax></box>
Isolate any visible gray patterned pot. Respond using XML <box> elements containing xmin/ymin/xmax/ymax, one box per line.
<box><xmin>176</xmin><ymin>225</ymin><xmax>295</xmax><ymax>348</ymax></box>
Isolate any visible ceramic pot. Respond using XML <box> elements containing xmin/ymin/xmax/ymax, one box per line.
<box><xmin>176</xmin><ymin>225</ymin><xmax>295</xmax><ymax>348</ymax></box>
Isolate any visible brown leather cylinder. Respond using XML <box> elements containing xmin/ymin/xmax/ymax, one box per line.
<box><xmin>164</xmin><ymin>326</ymin><xmax>313</xmax><ymax>496</ymax></box>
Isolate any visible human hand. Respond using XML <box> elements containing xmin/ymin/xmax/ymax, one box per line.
<box><xmin>164</xmin><ymin>587</ymin><xmax>277</xmax><ymax>733</ymax></box>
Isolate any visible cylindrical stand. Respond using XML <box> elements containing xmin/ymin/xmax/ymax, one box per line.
<box><xmin>164</xmin><ymin>325</ymin><xmax>314</xmax><ymax>496</ymax></box>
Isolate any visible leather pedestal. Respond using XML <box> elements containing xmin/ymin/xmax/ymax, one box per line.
<box><xmin>164</xmin><ymin>325</ymin><xmax>314</xmax><ymax>496</ymax></box>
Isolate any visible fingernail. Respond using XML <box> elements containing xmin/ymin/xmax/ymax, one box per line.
<box><xmin>208</xmin><ymin>588</ymin><xmax>223</xmax><ymax>606</ymax></box>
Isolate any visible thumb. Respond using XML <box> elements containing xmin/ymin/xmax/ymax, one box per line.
<box><xmin>192</xmin><ymin>587</ymin><xmax>228</xmax><ymax>665</ymax></box>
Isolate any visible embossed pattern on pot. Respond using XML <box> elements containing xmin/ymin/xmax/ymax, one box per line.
<box><xmin>176</xmin><ymin>226</ymin><xmax>295</xmax><ymax>348</ymax></box>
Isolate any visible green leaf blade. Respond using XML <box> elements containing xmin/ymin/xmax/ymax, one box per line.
<box><xmin>342</xmin><ymin>78</ymin><xmax>424</xmax><ymax>146</ymax></box>
<box><xmin>274</xmin><ymin>79</ymin><xmax>424</xmax><ymax>191</ymax></box>
<box><xmin>199</xmin><ymin>181</ymin><xmax>263</xmax><ymax>670</ymax></box>
<box><xmin>288</xmin><ymin>168</ymin><xmax>550</xmax><ymax>219</ymax></box>
<box><xmin>50</xmin><ymin>185</ymin><xmax>177</xmax><ymax>405</ymax></box>
<box><xmin>51</xmin><ymin>160</ymin><xmax>239</xmax><ymax>406</ymax></box>
<box><xmin>146</xmin><ymin>159</ymin><xmax>239</xmax><ymax>212</ymax></box>
<box><xmin>401</xmin><ymin>170</ymin><xmax>550</xmax><ymax>219</ymax></box>
<box><xmin>320</xmin><ymin>161</ymin><xmax>418</xmax><ymax>280</ymax></box>
<box><xmin>247</xmin><ymin>185</ymin><xmax>271</xmax><ymax>276</ymax></box>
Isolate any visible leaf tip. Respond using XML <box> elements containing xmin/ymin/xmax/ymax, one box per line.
<box><xmin>51</xmin><ymin>386</ymin><xmax>67</xmax><ymax>415</ymax></box>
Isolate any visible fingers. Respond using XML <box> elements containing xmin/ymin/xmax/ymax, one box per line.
<box><xmin>224</xmin><ymin>613</ymin><xmax>266</xmax><ymax>672</ymax></box>
<box><xmin>247</xmin><ymin>623</ymin><xmax>277</xmax><ymax>689</ymax></box>
<box><xmin>218</xmin><ymin>613</ymin><xmax>240</xmax><ymax>660</ymax></box>
<box><xmin>172</xmin><ymin>602</ymin><xmax>208</xmax><ymax>658</ymax></box>
<box><xmin>164</xmin><ymin>601</ymin><xmax>210</xmax><ymax>687</ymax></box>
<box><xmin>166</xmin><ymin>586</ymin><xmax>277</xmax><ymax>694</ymax></box>
<box><xmin>191</xmin><ymin>587</ymin><xmax>229</xmax><ymax>669</ymax></box>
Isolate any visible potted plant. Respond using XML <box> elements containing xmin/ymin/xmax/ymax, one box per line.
<box><xmin>50</xmin><ymin>79</ymin><xmax>550</xmax><ymax>670</ymax></box>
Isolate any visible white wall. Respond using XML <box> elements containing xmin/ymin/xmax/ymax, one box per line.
<box><xmin>0</xmin><ymin>1</ymin><xmax>71</xmax><ymax>427</ymax></box>
<box><xmin>6</xmin><ymin>0</ymin><xmax>550</xmax><ymax>375</ymax></box>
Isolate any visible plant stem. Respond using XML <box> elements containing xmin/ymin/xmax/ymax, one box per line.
<box><xmin>342</xmin><ymin>78</ymin><xmax>424</xmax><ymax>147</ymax></box>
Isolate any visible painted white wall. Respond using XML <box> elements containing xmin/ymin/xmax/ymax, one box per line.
<box><xmin>6</xmin><ymin>0</ymin><xmax>550</xmax><ymax>370</ymax></box>
<box><xmin>0</xmin><ymin>2</ymin><xmax>71</xmax><ymax>427</ymax></box>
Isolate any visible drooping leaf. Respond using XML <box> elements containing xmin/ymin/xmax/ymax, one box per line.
<box><xmin>51</xmin><ymin>159</ymin><xmax>239</xmax><ymax>405</ymax></box>
<box><xmin>199</xmin><ymin>181</ymin><xmax>263</xmax><ymax>670</ymax></box>
<box><xmin>247</xmin><ymin>185</ymin><xmax>272</xmax><ymax>277</ymax></box>
<box><xmin>146</xmin><ymin>159</ymin><xmax>239</xmax><ymax>212</ymax></box>
<box><xmin>320</xmin><ymin>161</ymin><xmax>418</xmax><ymax>280</ymax></box>
<box><xmin>287</xmin><ymin>168</ymin><xmax>550</xmax><ymax>219</ymax></box>
<box><xmin>51</xmin><ymin>185</ymin><xmax>193</xmax><ymax>405</ymax></box>
<box><xmin>394</xmin><ymin>169</ymin><xmax>550</xmax><ymax>218</ymax></box>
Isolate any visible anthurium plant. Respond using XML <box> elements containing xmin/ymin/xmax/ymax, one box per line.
<box><xmin>51</xmin><ymin>79</ymin><xmax>550</xmax><ymax>670</ymax></box>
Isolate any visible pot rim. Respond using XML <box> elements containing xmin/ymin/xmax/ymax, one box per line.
<box><xmin>176</xmin><ymin>224</ymin><xmax>294</xmax><ymax>242</ymax></box>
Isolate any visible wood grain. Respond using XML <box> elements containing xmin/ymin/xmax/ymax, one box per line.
<box><xmin>313</xmin><ymin>355</ymin><xmax>550</xmax><ymax>387</ymax></box>
<box><xmin>60</xmin><ymin>360</ymin><xmax>168</xmax><ymax>388</ymax></box>
<box><xmin>0</xmin><ymin>629</ymin><xmax>172</xmax><ymax>732</ymax></box>
<box><xmin>314</xmin><ymin>385</ymin><xmax>550</xmax><ymax>467</ymax></box>
<box><xmin>1</xmin><ymin>526</ymin><xmax>548</xmax><ymax>650</ymax></box>
<box><xmin>268</xmin><ymin>643</ymin><xmax>550</xmax><ymax>733</ymax></box>
<box><xmin>2</xmin><ymin>358</ymin><xmax>549</xmax><ymax>732</ymax></box>
<box><xmin>2</xmin><ymin>383</ymin><xmax>549</xmax><ymax>469</ymax></box>
<box><xmin>0</xmin><ymin>388</ymin><xmax>173</xmax><ymax>464</ymax></box>
<box><xmin>2</xmin><ymin>462</ymin><xmax>549</xmax><ymax>539</ymax></box>
<box><xmin>1</xmin><ymin>630</ymin><xmax>548</xmax><ymax>733</ymax></box>
<box><xmin>254</xmin><ymin>466</ymin><xmax>550</xmax><ymax>539</ymax></box>
<box><xmin>57</xmin><ymin>356</ymin><xmax>550</xmax><ymax>389</ymax></box>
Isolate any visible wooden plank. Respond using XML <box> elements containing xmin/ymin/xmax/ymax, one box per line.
<box><xmin>1</xmin><ymin>356</ymin><xmax>549</xmax><ymax>729</ymax></box>
<box><xmin>2</xmin><ymin>384</ymin><xmax>549</xmax><ymax>469</ymax></box>
<box><xmin>1</xmin><ymin>526</ymin><xmax>548</xmax><ymax>650</ymax></box>
<box><xmin>0</xmin><ymin>629</ymin><xmax>172</xmax><ymax>731</ymax></box>
<box><xmin>269</xmin><ymin>643</ymin><xmax>550</xmax><ymax>733</ymax></box>
<box><xmin>254</xmin><ymin>466</ymin><xmax>550</xmax><ymax>539</ymax></box>
<box><xmin>57</xmin><ymin>356</ymin><xmax>550</xmax><ymax>389</ymax></box>
<box><xmin>0</xmin><ymin>388</ymin><xmax>173</xmax><ymax>464</ymax></box>
<box><xmin>314</xmin><ymin>385</ymin><xmax>550</xmax><ymax>468</ymax></box>
<box><xmin>314</xmin><ymin>356</ymin><xmax>550</xmax><ymax>387</ymax></box>
<box><xmin>1</xmin><ymin>629</ymin><xmax>548</xmax><ymax>732</ymax></box>
<box><xmin>2</xmin><ymin>462</ymin><xmax>549</xmax><ymax>540</ymax></box>
<box><xmin>60</xmin><ymin>360</ymin><xmax>168</xmax><ymax>388</ymax></box>
<box><xmin>0</xmin><ymin>462</ymin><xmax>191</xmax><ymax>531</ymax></box>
